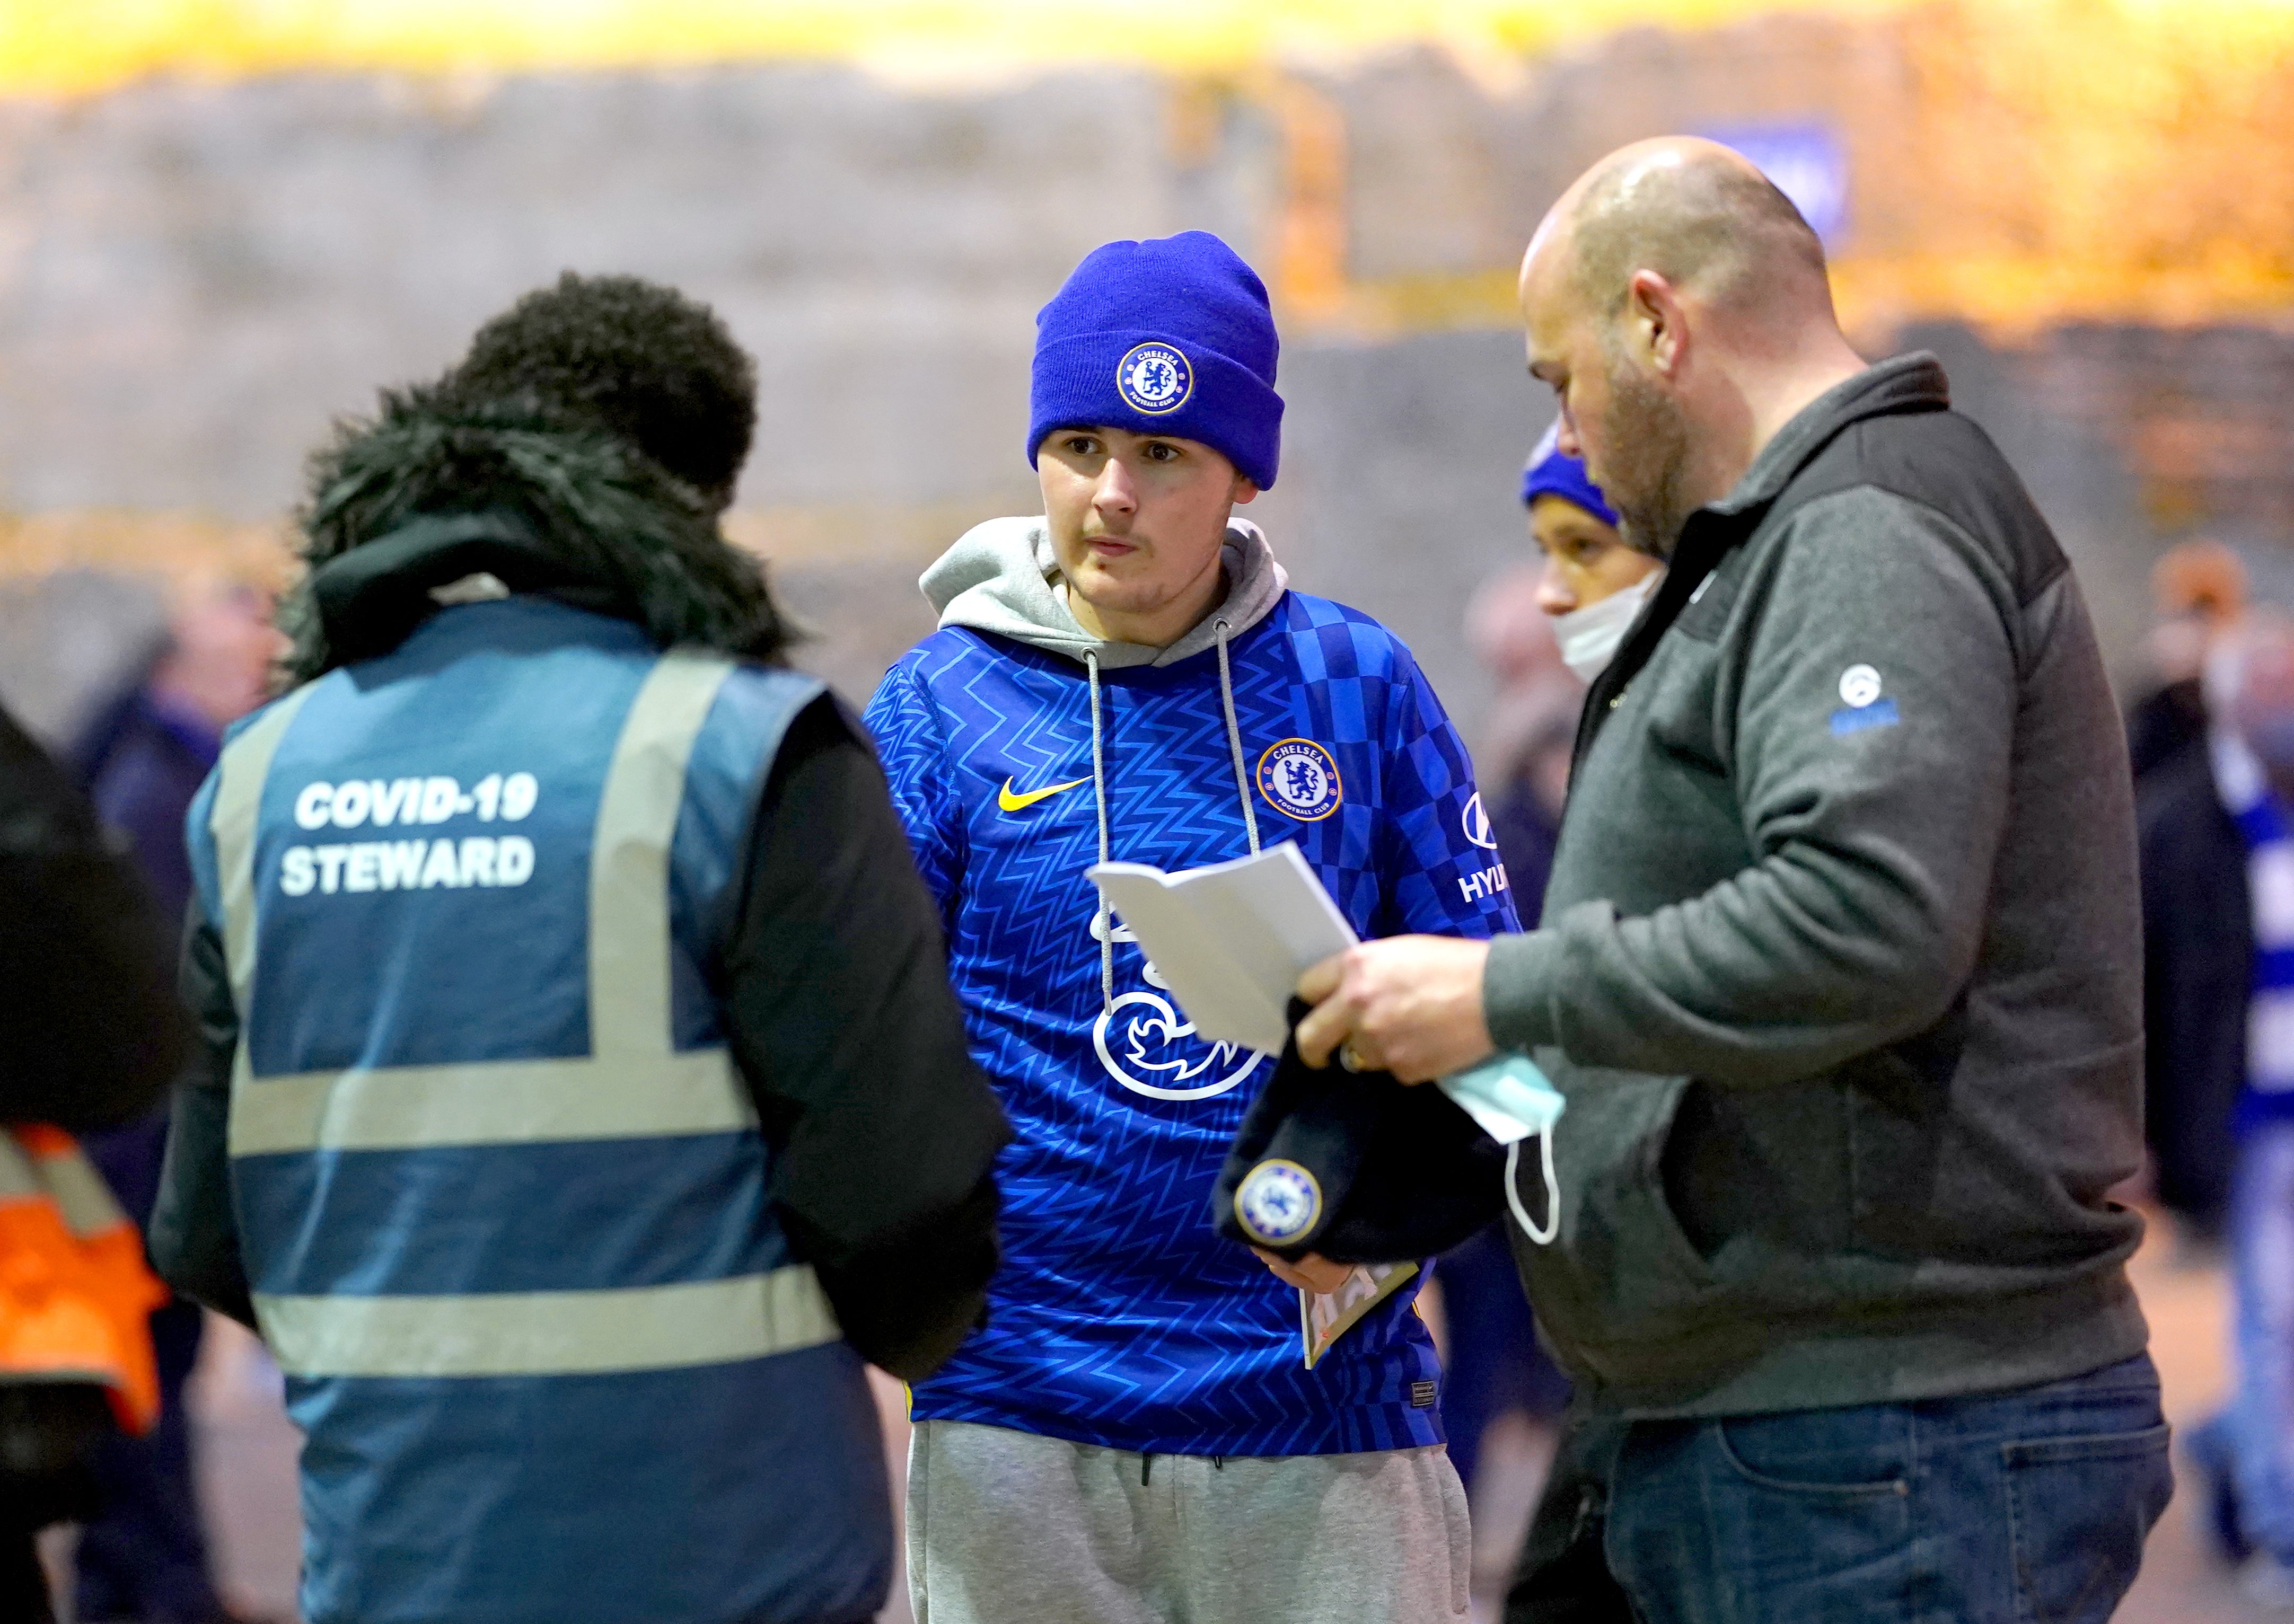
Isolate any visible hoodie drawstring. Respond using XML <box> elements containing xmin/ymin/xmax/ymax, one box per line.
<box><xmin>1088</xmin><ymin>649</ymin><xmax>1115</xmax><ymax>1009</ymax></box>
<box><xmin>1090</xmin><ymin>624</ymin><xmax>1266</xmax><ymax>1016</ymax></box>
<box><xmin>1215</xmin><ymin>620</ymin><xmax>1261</xmax><ymax>858</ymax></box>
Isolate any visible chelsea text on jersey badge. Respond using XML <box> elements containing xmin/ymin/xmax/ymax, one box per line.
<box><xmin>1255</xmin><ymin>738</ymin><xmax>1343</xmax><ymax>822</ymax></box>
<box><xmin>1115</xmin><ymin>341</ymin><xmax>1193</xmax><ymax>416</ymax></box>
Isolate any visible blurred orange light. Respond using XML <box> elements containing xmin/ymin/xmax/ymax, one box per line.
<box><xmin>3</xmin><ymin>1</ymin><xmax>1945</xmax><ymax>94</ymax></box>
<box><xmin>5</xmin><ymin>0</ymin><xmax>2294</xmax><ymax>338</ymax></box>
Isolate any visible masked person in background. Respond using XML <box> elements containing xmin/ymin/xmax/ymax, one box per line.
<box><xmin>1432</xmin><ymin>435</ymin><xmax>1647</xmax><ymax>1597</ymax></box>
<box><xmin>1522</xmin><ymin>426</ymin><xmax>1662</xmax><ymax>687</ymax></box>
<box><xmin>151</xmin><ymin>273</ymin><xmax>1009</xmax><ymax>1624</ymax></box>
<box><xmin>2139</xmin><ymin>549</ymin><xmax>2261</xmax><ymax>1249</ymax></box>
<box><xmin>1430</xmin><ymin>443</ymin><xmax>1648</xmax><ymax>1605</ymax></box>
<box><xmin>2126</xmin><ymin>539</ymin><xmax>2247</xmax><ymax>787</ymax></box>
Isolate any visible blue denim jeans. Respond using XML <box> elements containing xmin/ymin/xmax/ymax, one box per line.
<box><xmin>1511</xmin><ymin>1354</ymin><xmax>2171</xmax><ymax>1623</ymax></box>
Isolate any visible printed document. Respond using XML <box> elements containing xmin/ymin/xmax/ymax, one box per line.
<box><xmin>1087</xmin><ymin>842</ymin><xmax>1356</xmax><ymax>1057</ymax></box>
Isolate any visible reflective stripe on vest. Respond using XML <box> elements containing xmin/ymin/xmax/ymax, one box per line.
<box><xmin>213</xmin><ymin>650</ymin><xmax>840</xmax><ymax>1380</ymax></box>
<box><xmin>7</xmin><ymin>1123</ymin><xmax>131</xmax><ymax>1238</ymax></box>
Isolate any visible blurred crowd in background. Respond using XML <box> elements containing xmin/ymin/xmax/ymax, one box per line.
<box><xmin>6</xmin><ymin>2</ymin><xmax>2294</xmax><ymax>1620</ymax></box>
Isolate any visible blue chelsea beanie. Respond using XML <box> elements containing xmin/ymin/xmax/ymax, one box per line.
<box><xmin>1519</xmin><ymin>422</ymin><xmax>1618</xmax><ymax>526</ymax></box>
<box><xmin>1029</xmin><ymin>231</ymin><xmax>1283</xmax><ymax>490</ymax></box>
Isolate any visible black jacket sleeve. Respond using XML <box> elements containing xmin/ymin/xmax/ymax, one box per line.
<box><xmin>0</xmin><ymin>702</ymin><xmax>189</xmax><ymax>1129</ymax></box>
<box><xmin>148</xmin><ymin>910</ymin><xmax>258</xmax><ymax>1328</ymax></box>
<box><xmin>719</xmin><ymin>694</ymin><xmax>1009</xmax><ymax>1382</ymax></box>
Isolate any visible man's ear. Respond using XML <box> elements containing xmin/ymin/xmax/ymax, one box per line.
<box><xmin>1231</xmin><ymin>474</ymin><xmax>1261</xmax><ymax>506</ymax></box>
<box><xmin>1628</xmin><ymin>269</ymin><xmax>1689</xmax><ymax>380</ymax></box>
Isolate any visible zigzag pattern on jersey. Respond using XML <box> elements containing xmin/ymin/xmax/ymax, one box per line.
<box><xmin>922</xmin><ymin>639</ymin><xmax>1102</xmax><ymax>1011</ymax></box>
<box><xmin>864</xmin><ymin>591</ymin><xmax>1518</xmax><ymax>1456</ymax></box>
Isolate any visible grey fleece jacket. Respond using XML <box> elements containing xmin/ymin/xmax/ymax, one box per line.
<box><xmin>1488</xmin><ymin>355</ymin><xmax>2149</xmax><ymax>1417</ymax></box>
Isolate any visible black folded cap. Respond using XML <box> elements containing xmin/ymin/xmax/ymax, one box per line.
<box><xmin>1211</xmin><ymin>999</ymin><xmax>1506</xmax><ymax>1264</ymax></box>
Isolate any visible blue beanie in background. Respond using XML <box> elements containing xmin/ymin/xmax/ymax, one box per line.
<box><xmin>1520</xmin><ymin>422</ymin><xmax>1619</xmax><ymax>527</ymax></box>
<box><xmin>1029</xmin><ymin>231</ymin><xmax>1284</xmax><ymax>490</ymax></box>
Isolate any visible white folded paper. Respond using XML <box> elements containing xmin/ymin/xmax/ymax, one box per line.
<box><xmin>1087</xmin><ymin>842</ymin><xmax>1353</xmax><ymax>1057</ymax></box>
<box><xmin>1091</xmin><ymin>842</ymin><xmax>1568</xmax><ymax>1275</ymax></box>
<box><xmin>1088</xmin><ymin>843</ymin><xmax>1560</xmax><ymax>1144</ymax></box>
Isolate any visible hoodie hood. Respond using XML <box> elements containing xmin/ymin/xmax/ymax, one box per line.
<box><xmin>921</xmin><ymin>515</ymin><xmax>1289</xmax><ymax>669</ymax></box>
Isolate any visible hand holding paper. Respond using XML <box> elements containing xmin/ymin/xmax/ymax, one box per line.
<box><xmin>1293</xmin><ymin>935</ymin><xmax>1498</xmax><ymax>1084</ymax></box>
<box><xmin>1094</xmin><ymin>844</ymin><xmax>1571</xmax><ymax>1360</ymax></box>
<box><xmin>1092</xmin><ymin>849</ymin><xmax>1560</xmax><ymax>1142</ymax></box>
<box><xmin>1087</xmin><ymin>843</ymin><xmax>1357</xmax><ymax>1057</ymax></box>
<box><xmin>1090</xmin><ymin>841</ymin><xmax>1563</xmax><ymax>1187</ymax></box>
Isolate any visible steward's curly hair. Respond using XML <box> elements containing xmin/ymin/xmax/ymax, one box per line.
<box><xmin>443</xmin><ymin>272</ymin><xmax>758</xmax><ymax>509</ymax></box>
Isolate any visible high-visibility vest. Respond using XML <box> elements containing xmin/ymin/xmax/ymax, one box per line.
<box><xmin>0</xmin><ymin>1124</ymin><xmax>165</xmax><ymax>1433</ymax></box>
<box><xmin>191</xmin><ymin>597</ymin><xmax>890</xmax><ymax>1624</ymax></box>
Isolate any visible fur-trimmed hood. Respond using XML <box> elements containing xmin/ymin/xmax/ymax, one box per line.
<box><xmin>278</xmin><ymin>387</ymin><xmax>788</xmax><ymax>684</ymax></box>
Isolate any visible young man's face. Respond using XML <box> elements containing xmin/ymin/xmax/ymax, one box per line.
<box><xmin>1039</xmin><ymin>426</ymin><xmax>1258</xmax><ymax>634</ymax></box>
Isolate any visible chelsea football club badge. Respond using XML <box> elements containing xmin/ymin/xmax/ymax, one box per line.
<box><xmin>1235</xmin><ymin>1158</ymin><xmax>1322</xmax><ymax>1248</ymax></box>
<box><xmin>1256</xmin><ymin>738</ymin><xmax>1343</xmax><ymax>822</ymax></box>
<box><xmin>1115</xmin><ymin>342</ymin><xmax>1193</xmax><ymax>415</ymax></box>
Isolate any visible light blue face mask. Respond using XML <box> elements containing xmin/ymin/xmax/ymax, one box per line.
<box><xmin>1438</xmin><ymin>1054</ymin><xmax>1567</xmax><ymax>1245</ymax></box>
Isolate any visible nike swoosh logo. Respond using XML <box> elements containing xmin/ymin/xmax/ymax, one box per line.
<box><xmin>998</xmin><ymin>775</ymin><xmax>1089</xmax><ymax>813</ymax></box>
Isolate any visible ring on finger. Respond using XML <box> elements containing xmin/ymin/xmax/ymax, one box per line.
<box><xmin>1339</xmin><ymin>1039</ymin><xmax>1368</xmax><ymax>1073</ymax></box>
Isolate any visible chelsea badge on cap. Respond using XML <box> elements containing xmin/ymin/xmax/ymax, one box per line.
<box><xmin>1117</xmin><ymin>341</ymin><xmax>1193</xmax><ymax>415</ymax></box>
<box><xmin>1235</xmin><ymin>1158</ymin><xmax>1322</xmax><ymax>1248</ymax></box>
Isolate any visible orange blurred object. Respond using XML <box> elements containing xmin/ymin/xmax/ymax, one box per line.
<box><xmin>2152</xmin><ymin>539</ymin><xmax>2248</xmax><ymax>627</ymax></box>
<box><xmin>0</xmin><ymin>1124</ymin><xmax>168</xmax><ymax>1435</ymax></box>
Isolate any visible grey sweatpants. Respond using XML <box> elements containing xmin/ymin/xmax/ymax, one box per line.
<box><xmin>906</xmin><ymin>1418</ymin><xmax>1471</xmax><ymax>1624</ymax></box>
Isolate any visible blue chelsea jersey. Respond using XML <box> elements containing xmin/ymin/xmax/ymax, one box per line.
<box><xmin>863</xmin><ymin>592</ymin><xmax>1519</xmax><ymax>1456</ymax></box>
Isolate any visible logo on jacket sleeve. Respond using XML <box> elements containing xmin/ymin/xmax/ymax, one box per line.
<box><xmin>1116</xmin><ymin>342</ymin><xmax>1194</xmax><ymax>416</ymax></box>
<box><xmin>1256</xmin><ymin>739</ymin><xmax>1343</xmax><ymax>822</ymax></box>
<box><xmin>1830</xmin><ymin>663</ymin><xmax>1900</xmax><ymax>736</ymax></box>
<box><xmin>1838</xmin><ymin>664</ymin><xmax>1883</xmax><ymax>708</ymax></box>
<box><xmin>1462</xmin><ymin>792</ymin><xmax>1497</xmax><ymax>850</ymax></box>
<box><xmin>1234</xmin><ymin>1159</ymin><xmax>1321</xmax><ymax>1247</ymax></box>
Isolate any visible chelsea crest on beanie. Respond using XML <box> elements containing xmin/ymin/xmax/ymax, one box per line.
<box><xmin>1028</xmin><ymin>231</ymin><xmax>1284</xmax><ymax>490</ymax></box>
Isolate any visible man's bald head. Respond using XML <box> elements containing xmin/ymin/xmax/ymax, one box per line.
<box><xmin>1528</xmin><ymin>137</ymin><xmax>1832</xmax><ymax>334</ymax></box>
<box><xmin>1516</xmin><ymin>138</ymin><xmax>1866</xmax><ymax>559</ymax></box>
